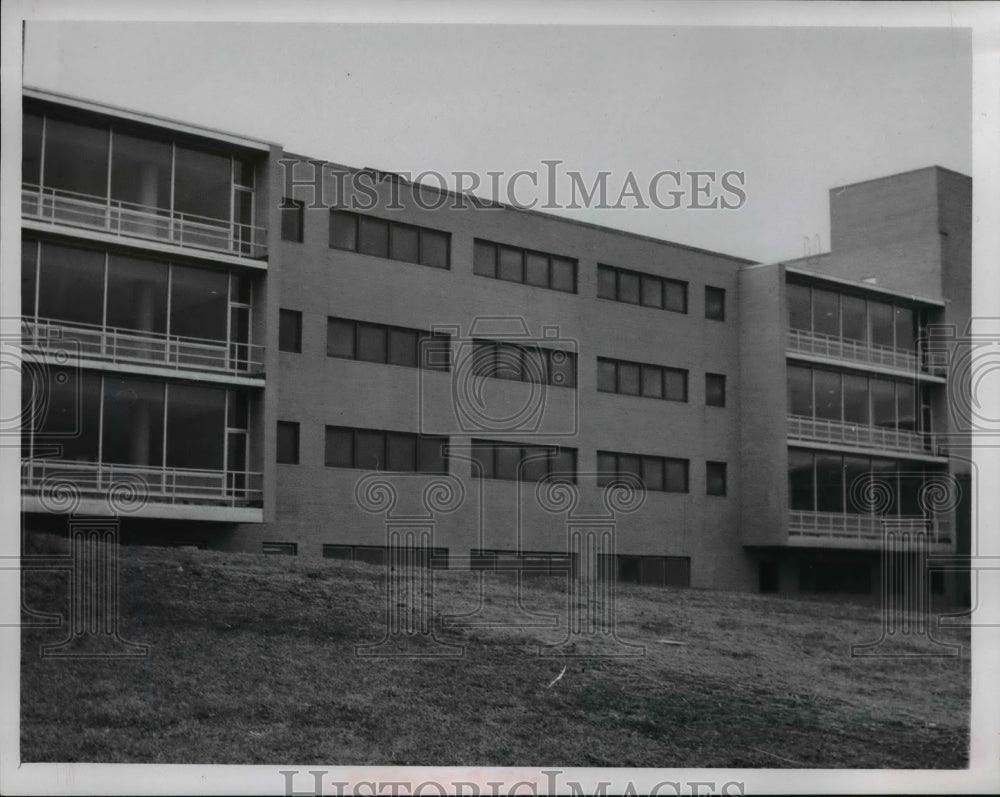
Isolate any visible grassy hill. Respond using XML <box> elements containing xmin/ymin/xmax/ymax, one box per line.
<box><xmin>20</xmin><ymin>536</ymin><xmax>969</xmax><ymax>767</ymax></box>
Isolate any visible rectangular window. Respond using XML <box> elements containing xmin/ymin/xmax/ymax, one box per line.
<box><xmin>279</xmin><ymin>309</ymin><xmax>302</xmax><ymax>353</ymax></box>
<box><xmin>812</xmin><ymin>288</ymin><xmax>839</xmax><ymax>337</ymax></box>
<box><xmin>597</xmin><ymin>451</ymin><xmax>688</xmax><ymax>493</ymax></box>
<box><xmin>814</xmin><ymin>369</ymin><xmax>842</xmax><ymax>421</ymax></box>
<box><xmin>787</xmin><ymin>283</ymin><xmax>812</xmax><ymax>332</ymax></box>
<box><xmin>705</xmin><ymin>286</ymin><xmax>726</xmax><ymax>321</ymax></box>
<box><xmin>706</xmin><ymin>461</ymin><xmax>728</xmax><ymax>496</ymax></box>
<box><xmin>705</xmin><ymin>373</ymin><xmax>726</xmax><ymax>407</ymax></box>
<box><xmin>788</xmin><ymin>449</ymin><xmax>815</xmax><ymax>511</ymax></box>
<box><xmin>263</xmin><ymin>542</ymin><xmax>298</xmax><ymax>556</ymax></box>
<box><xmin>474</xmin><ymin>239</ymin><xmax>577</xmax><ymax>293</ymax></box>
<box><xmin>281</xmin><ymin>198</ymin><xmax>304</xmax><ymax>242</ymax></box>
<box><xmin>470</xmin><ymin>440</ymin><xmax>577</xmax><ymax>483</ymax></box>
<box><xmin>787</xmin><ymin>366</ymin><xmax>812</xmax><ymax>417</ymax></box>
<box><xmin>472</xmin><ymin>340</ymin><xmax>575</xmax><ymax>389</ymax></box>
<box><xmin>326</xmin><ymin>317</ymin><xmax>450</xmax><ymax>371</ymax></box>
<box><xmin>324</xmin><ymin>426</ymin><xmax>448</xmax><ymax>473</ymax></box>
<box><xmin>598</xmin><ymin>357</ymin><xmax>688</xmax><ymax>402</ymax></box>
<box><xmin>597</xmin><ymin>264</ymin><xmax>687</xmax><ymax>313</ymax></box>
<box><xmin>330</xmin><ymin>210</ymin><xmax>450</xmax><ymax>269</ymax></box>
<box><xmin>277</xmin><ymin>421</ymin><xmax>300</xmax><ymax>464</ymax></box>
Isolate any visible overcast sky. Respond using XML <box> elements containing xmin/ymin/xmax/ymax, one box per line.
<box><xmin>22</xmin><ymin>21</ymin><xmax>971</xmax><ymax>263</ymax></box>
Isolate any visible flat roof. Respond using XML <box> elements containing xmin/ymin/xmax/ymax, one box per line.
<box><xmin>23</xmin><ymin>87</ymin><xmax>279</xmax><ymax>152</ymax></box>
<box><xmin>782</xmin><ymin>264</ymin><xmax>946</xmax><ymax>307</ymax></box>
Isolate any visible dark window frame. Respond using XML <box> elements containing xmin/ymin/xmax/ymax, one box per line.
<box><xmin>328</xmin><ymin>209</ymin><xmax>450</xmax><ymax>269</ymax></box>
<box><xmin>324</xmin><ymin>425</ymin><xmax>449</xmax><ymax>474</ymax></box>
<box><xmin>276</xmin><ymin>421</ymin><xmax>300</xmax><ymax>464</ymax></box>
<box><xmin>706</xmin><ymin>461</ymin><xmax>728</xmax><ymax>496</ymax></box>
<box><xmin>326</xmin><ymin>316</ymin><xmax>451</xmax><ymax>371</ymax></box>
<box><xmin>470</xmin><ymin>439</ymin><xmax>578</xmax><ymax>483</ymax></box>
<box><xmin>281</xmin><ymin>198</ymin><xmax>304</xmax><ymax>243</ymax></box>
<box><xmin>597</xmin><ymin>264</ymin><xmax>688</xmax><ymax>314</ymax></box>
<box><xmin>705</xmin><ymin>373</ymin><xmax>727</xmax><ymax>407</ymax></box>
<box><xmin>705</xmin><ymin>285</ymin><xmax>726</xmax><ymax>321</ymax></box>
<box><xmin>597</xmin><ymin>356</ymin><xmax>688</xmax><ymax>402</ymax></box>
<box><xmin>279</xmin><ymin>308</ymin><xmax>303</xmax><ymax>353</ymax></box>
<box><xmin>473</xmin><ymin>239</ymin><xmax>578</xmax><ymax>294</ymax></box>
<box><xmin>471</xmin><ymin>339</ymin><xmax>576</xmax><ymax>389</ymax></box>
<box><xmin>597</xmin><ymin>450</ymin><xmax>689</xmax><ymax>493</ymax></box>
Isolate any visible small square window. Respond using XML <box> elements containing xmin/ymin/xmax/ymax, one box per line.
<box><xmin>277</xmin><ymin>421</ymin><xmax>299</xmax><ymax>464</ymax></box>
<box><xmin>664</xmin><ymin>369</ymin><xmax>688</xmax><ymax>402</ymax></box>
<box><xmin>665</xmin><ymin>279</ymin><xmax>688</xmax><ymax>314</ymax></box>
<box><xmin>356</xmin><ymin>323</ymin><xmax>388</xmax><ymax>363</ymax></box>
<box><xmin>420</xmin><ymin>332</ymin><xmax>452</xmax><ymax>371</ymax></box>
<box><xmin>495</xmin><ymin>444</ymin><xmax>521</xmax><ymax>480</ymax></box>
<box><xmin>355</xmin><ymin>430</ymin><xmax>385</xmax><ymax>469</ymax></box>
<box><xmin>471</xmin><ymin>441</ymin><xmax>495</xmax><ymax>479</ymax></box>
<box><xmin>551</xmin><ymin>257</ymin><xmax>577</xmax><ymax>293</ymax></box>
<box><xmin>329</xmin><ymin>210</ymin><xmax>357</xmax><ymax>250</ymax></box>
<box><xmin>390</xmin><ymin>224</ymin><xmax>419</xmax><ymax>263</ymax></box>
<box><xmin>641</xmin><ymin>365</ymin><xmax>663</xmax><ymax>399</ymax></box>
<box><xmin>525</xmin><ymin>252</ymin><xmax>549</xmax><ymax>287</ymax></box>
<box><xmin>549</xmin><ymin>448</ymin><xmax>577</xmax><ymax>483</ymax></box>
<box><xmin>618</xmin><ymin>362</ymin><xmax>640</xmax><ymax>395</ymax></box>
<box><xmin>618</xmin><ymin>271</ymin><xmax>640</xmax><ymax>304</ymax></box>
<box><xmin>597</xmin><ymin>266</ymin><xmax>617</xmax><ymax>300</ymax></box>
<box><xmin>388</xmin><ymin>328</ymin><xmax>419</xmax><ymax>368</ymax></box>
<box><xmin>705</xmin><ymin>286</ymin><xmax>726</xmax><ymax>321</ymax></box>
<box><xmin>548</xmin><ymin>350</ymin><xmax>576</xmax><ymax>388</ymax></box>
<box><xmin>417</xmin><ymin>435</ymin><xmax>448</xmax><ymax>473</ymax></box>
<box><xmin>325</xmin><ymin>426</ymin><xmax>353</xmax><ymax>468</ymax></box>
<box><xmin>596</xmin><ymin>451</ymin><xmax>617</xmax><ymax>486</ymax></box>
<box><xmin>419</xmin><ymin>229</ymin><xmax>449</xmax><ymax>269</ymax></box>
<box><xmin>279</xmin><ymin>309</ymin><xmax>302</xmax><ymax>353</ymax></box>
<box><xmin>386</xmin><ymin>432</ymin><xmax>418</xmax><ymax>471</ymax></box>
<box><xmin>706</xmin><ymin>373</ymin><xmax>726</xmax><ymax>407</ymax></box>
<box><xmin>327</xmin><ymin>318</ymin><xmax>355</xmax><ymax>359</ymax></box>
<box><xmin>358</xmin><ymin>216</ymin><xmax>389</xmax><ymax>258</ymax></box>
<box><xmin>597</xmin><ymin>359</ymin><xmax>617</xmax><ymax>393</ymax></box>
<box><xmin>642</xmin><ymin>456</ymin><xmax>665</xmax><ymax>491</ymax></box>
<box><xmin>665</xmin><ymin>458</ymin><xmax>689</xmax><ymax>493</ymax></box>
<box><xmin>473</xmin><ymin>241</ymin><xmax>497</xmax><ymax>278</ymax></box>
<box><xmin>641</xmin><ymin>276</ymin><xmax>663</xmax><ymax>309</ymax></box>
<box><xmin>498</xmin><ymin>246</ymin><xmax>524</xmax><ymax>283</ymax></box>
<box><xmin>281</xmin><ymin>198</ymin><xmax>304</xmax><ymax>242</ymax></box>
<box><xmin>707</xmin><ymin>461</ymin><xmax>728</xmax><ymax>496</ymax></box>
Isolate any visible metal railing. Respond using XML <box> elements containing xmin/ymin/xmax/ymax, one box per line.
<box><xmin>24</xmin><ymin>318</ymin><xmax>264</xmax><ymax>377</ymax></box>
<box><xmin>22</xmin><ymin>458</ymin><xmax>263</xmax><ymax>509</ymax></box>
<box><xmin>787</xmin><ymin>415</ymin><xmax>939</xmax><ymax>456</ymax></box>
<box><xmin>786</xmin><ymin>328</ymin><xmax>920</xmax><ymax>373</ymax></box>
<box><xmin>788</xmin><ymin>511</ymin><xmax>952</xmax><ymax>545</ymax></box>
<box><xmin>22</xmin><ymin>183</ymin><xmax>267</xmax><ymax>260</ymax></box>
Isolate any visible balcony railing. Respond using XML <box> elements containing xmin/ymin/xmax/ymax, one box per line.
<box><xmin>24</xmin><ymin>318</ymin><xmax>264</xmax><ymax>377</ymax></box>
<box><xmin>22</xmin><ymin>183</ymin><xmax>267</xmax><ymax>260</ymax></box>
<box><xmin>22</xmin><ymin>458</ymin><xmax>263</xmax><ymax>510</ymax></box>
<box><xmin>787</xmin><ymin>328</ymin><xmax>920</xmax><ymax>373</ymax></box>
<box><xmin>787</xmin><ymin>415</ymin><xmax>940</xmax><ymax>456</ymax></box>
<box><xmin>788</xmin><ymin>511</ymin><xmax>952</xmax><ymax>546</ymax></box>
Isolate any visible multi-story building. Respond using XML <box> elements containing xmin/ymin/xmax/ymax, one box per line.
<box><xmin>18</xmin><ymin>89</ymin><xmax>972</xmax><ymax>598</ymax></box>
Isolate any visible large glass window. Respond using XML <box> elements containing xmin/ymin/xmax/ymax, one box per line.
<box><xmin>42</xmin><ymin>116</ymin><xmax>109</xmax><ymax>197</ymax></box>
<box><xmin>869</xmin><ymin>301</ymin><xmax>894</xmax><ymax>348</ymax></box>
<box><xmin>842</xmin><ymin>374</ymin><xmax>869</xmax><ymax>425</ymax></box>
<box><xmin>22</xmin><ymin>241</ymin><xmax>38</xmax><ymax>320</ymax></box>
<box><xmin>32</xmin><ymin>370</ymin><xmax>101</xmax><ymax>462</ymax></box>
<box><xmin>870</xmin><ymin>378</ymin><xmax>896</xmax><ymax>429</ymax></box>
<box><xmin>101</xmin><ymin>377</ymin><xmax>165</xmax><ymax>467</ymax></box>
<box><xmin>812</xmin><ymin>289</ymin><xmax>840</xmax><ymax>337</ymax></box>
<box><xmin>173</xmin><ymin>145</ymin><xmax>231</xmax><ymax>222</ymax></box>
<box><xmin>37</xmin><ymin>242</ymin><xmax>104</xmax><ymax>326</ymax></box>
<box><xmin>787</xmin><ymin>366</ymin><xmax>813</xmax><ymax>417</ymax></box>
<box><xmin>788</xmin><ymin>450</ymin><xmax>815</xmax><ymax>511</ymax></box>
<box><xmin>169</xmin><ymin>265</ymin><xmax>228</xmax><ymax>341</ymax></box>
<box><xmin>896</xmin><ymin>382</ymin><xmax>917</xmax><ymax>432</ymax></box>
<box><xmin>841</xmin><ymin>295</ymin><xmax>867</xmax><ymax>342</ymax></box>
<box><xmin>787</xmin><ymin>283</ymin><xmax>811</xmax><ymax>331</ymax></box>
<box><xmin>166</xmin><ymin>384</ymin><xmax>226</xmax><ymax>469</ymax></box>
<box><xmin>815</xmin><ymin>454</ymin><xmax>844</xmax><ymax>512</ymax></box>
<box><xmin>814</xmin><ymin>370</ymin><xmax>842</xmax><ymax>421</ymax></box>
<box><xmin>23</xmin><ymin>112</ymin><xmax>43</xmax><ymax>187</ymax></box>
<box><xmin>110</xmin><ymin>132</ymin><xmax>172</xmax><ymax>211</ymax></box>
<box><xmin>894</xmin><ymin>306</ymin><xmax>915</xmax><ymax>351</ymax></box>
<box><xmin>843</xmin><ymin>456</ymin><xmax>872</xmax><ymax>514</ymax></box>
<box><xmin>105</xmin><ymin>255</ymin><xmax>168</xmax><ymax>333</ymax></box>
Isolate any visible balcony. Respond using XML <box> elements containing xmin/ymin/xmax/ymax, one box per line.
<box><xmin>22</xmin><ymin>458</ymin><xmax>263</xmax><ymax>512</ymax></box>
<box><xmin>788</xmin><ymin>511</ymin><xmax>953</xmax><ymax>548</ymax></box>
<box><xmin>22</xmin><ymin>183</ymin><xmax>267</xmax><ymax>260</ymax></box>
<box><xmin>787</xmin><ymin>328</ymin><xmax>920</xmax><ymax>373</ymax></box>
<box><xmin>25</xmin><ymin>318</ymin><xmax>264</xmax><ymax>378</ymax></box>
<box><xmin>787</xmin><ymin>415</ymin><xmax>940</xmax><ymax>457</ymax></box>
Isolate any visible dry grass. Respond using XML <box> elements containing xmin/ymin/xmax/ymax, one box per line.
<box><xmin>20</xmin><ymin>535</ymin><xmax>969</xmax><ymax>767</ymax></box>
